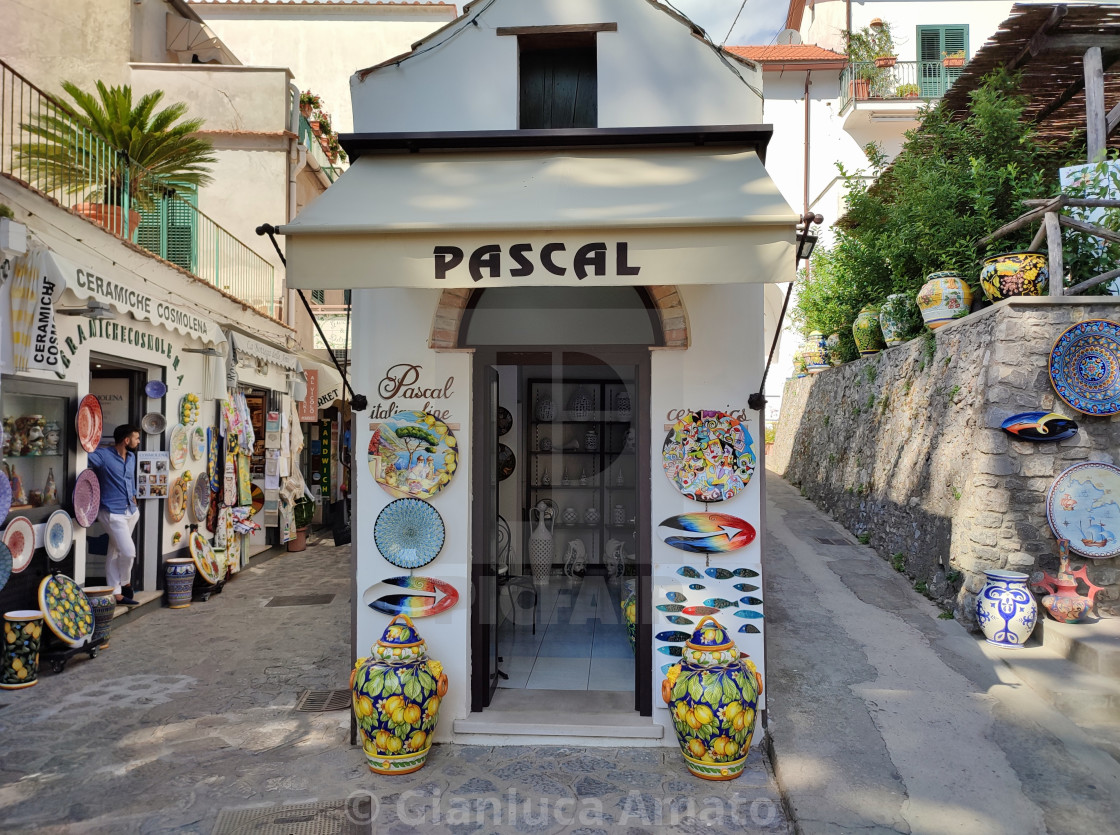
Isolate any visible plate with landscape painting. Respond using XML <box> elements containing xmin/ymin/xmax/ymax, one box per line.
<box><xmin>368</xmin><ymin>411</ymin><xmax>458</xmax><ymax>500</ymax></box>
<box><xmin>1046</xmin><ymin>461</ymin><xmax>1120</xmax><ymax>559</ymax></box>
<box><xmin>662</xmin><ymin>411</ymin><xmax>756</xmax><ymax>503</ymax></box>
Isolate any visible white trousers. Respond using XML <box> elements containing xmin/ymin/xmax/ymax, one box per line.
<box><xmin>99</xmin><ymin>507</ymin><xmax>140</xmax><ymax>595</ymax></box>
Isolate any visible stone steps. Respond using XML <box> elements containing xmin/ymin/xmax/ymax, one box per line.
<box><xmin>1035</xmin><ymin>616</ymin><xmax>1120</xmax><ymax>681</ymax></box>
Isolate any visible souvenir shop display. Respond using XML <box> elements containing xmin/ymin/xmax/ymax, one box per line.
<box><xmin>38</xmin><ymin>573</ymin><xmax>95</xmax><ymax>647</ymax></box>
<box><xmin>374</xmin><ymin>498</ymin><xmax>445</xmax><ymax>569</ymax></box>
<box><xmin>363</xmin><ymin>576</ymin><xmax>460</xmax><ymax>618</ymax></box>
<box><xmin>44</xmin><ymin>509</ymin><xmax>74</xmax><ymax>562</ymax></box>
<box><xmin>3</xmin><ymin>515</ymin><xmax>35</xmax><ymax>574</ymax></box>
<box><xmin>663</xmin><ymin>411</ymin><xmax>756</xmax><ymax>503</ymax></box>
<box><xmin>1046</xmin><ymin>461</ymin><xmax>1120</xmax><ymax>559</ymax></box>
<box><xmin>76</xmin><ymin>395</ymin><xmax>103</xmax><ymax>453</ymax></box>
<box><xmin>658</xmin><ymin>513</ymin><xmax>757</xmax><ymax>554</ymax></box>
<box><xmin>1048</xmin><ymin>319</ymin><xmax>1120</xmax><ymax>416</ymax></box>
<box><xmin>369</xmin><ymin>411</ymin><xmax>458</xmax><ymax>500</ymax></box>
<box><xmin>72</xmin><ymin>470</ymin><xmax>100</xmax><ymax>527</ymax></box>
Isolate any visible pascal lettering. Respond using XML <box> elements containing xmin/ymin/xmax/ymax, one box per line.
<box><xmin>434</xmin><ymin>242</ymin><xmax>640</xmax><ymax>281</ymax></box>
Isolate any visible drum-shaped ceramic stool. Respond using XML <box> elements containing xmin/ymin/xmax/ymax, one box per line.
<box><xmin>1</xmin><ymin>610</ymin><xmax>45</xmax><ymax>689</ymax></box>
<box><xmin>82</xmin><ymin>586</ymin><xmax>116</xmax><ymax>648</ymax></box>
<box><xmin>165</xmin><ymin>558</ymin><xmax>196</xmax><ymax>609</ymax></box>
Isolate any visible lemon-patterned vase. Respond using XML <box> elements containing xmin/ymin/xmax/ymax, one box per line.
<box><xmin>622</xmin><ymin>579</ymin><xmax>637</xmax><ymax>653</ymax></box>
<box><xmin>662</xmin><ymin>615</ymin><xmax>762</xmax><ymax>781</ymax></box>
<box><xmin>879</xmin><ymin>293</ymin><xmax>916</xmax><ymax>347</ymax></box>
<box><xmin>1</xmin><ymin>610</ymin><xmax>44</xmax><ymax>689</ymax></box>
<box><xmin>979</xmin><ymin>251</ymin><xmax>1049</xmax><ymax>302</ymax></box>
<box><xmin>802</xmin><ymin>331</ymin><xmax>830</xmax><ymax>373</ymax></box>
<box><xmin>351</xmin><ymin>614</ymin><xmax>449</xmax><ymax>775</ymax></box>
<box><xmin>916</xmin><ymin>271</ymin><xmax>973</xmax><ymax>330</ymax></box>
<box><xmin>852</xmin><ymin>307</ymin><xmax>886</xmax><ymax>356</ymax></box>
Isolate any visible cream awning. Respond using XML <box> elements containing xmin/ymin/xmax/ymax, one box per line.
<box><xmin>279</xmin><ymin>147</ymin><xmax>798</xmax><ymax>290</ymax></box>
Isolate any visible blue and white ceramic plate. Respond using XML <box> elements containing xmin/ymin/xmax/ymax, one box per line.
<box><xmin>0</xmin><ymin>470</ymin><xmax>11</xmax><ymax>521</ymax></box>
<box><xmin>0</xmin><ymin>542</ymin><xmax>11</xmax><ymax>592</ymax></box>
<box><xmin>44</xmin><ymin>509</ymin><xmax>74</xmax><ymax>562</ymax></box>
<box><xmin>1049</xmin><ymin>320</ymin><xmax>1120</xmax><ymax>416</ymax></box>
<box><xmin>145</xmin><ymin>380</ymin><xmax>167</xmax><ymax>399</ymax></box>
<box><xmin>374</xmin><ymin>498</ymin><xmax>445</xmax><ymax>569</ymax></box>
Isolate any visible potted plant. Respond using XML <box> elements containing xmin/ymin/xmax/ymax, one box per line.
<box><xmin>326</xmin><ymin>135</ymin><xmax>347</xmax><ymax>164</ymax></box>
<box><xmin>288</xmin><ymin>496</ymin><xmax>316</xmax><ymax>552</ymax></box>
<box><xmin>314</xmin><ymin>110</ymin><xmax>332</xmax><ymax>136</ymax></box>
<box><xmin>299</xmin><ymin>90</ymin><xmax>321</xmax><ymax>119</ymax></box>
<box><xmin>18</xmin><ymin>81</ymin><xmax>214</xmax><ymax>239</ymax></box>
<box><xmin>846</xmin><ymin>22</ymin><xmax>895</xmax><ymax>99</ymax></box>
<box><xmin>942</xmin><ymin>50</ymin><xmax>965</xmax><ymax>68</ymax></box>
<box><xmin>896</xmin><ymin>83</ymin><xmax>920</xmax><ymax>98</ymax></box>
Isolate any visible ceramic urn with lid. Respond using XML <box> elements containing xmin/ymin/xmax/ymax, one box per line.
<box><xmin>662</xmin><ymin>615</ymin><xmax>762</xmax><ymax>780</ymax></box>
<box><xmin>351</xmin><ymin>614</ymin><xmax>449</xmax><ymax>775</ymax></box>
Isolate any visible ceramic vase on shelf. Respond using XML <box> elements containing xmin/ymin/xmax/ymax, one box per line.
<box><xmin>979</xmin><ymin>251</ymin><xmax>1049</xmax><ymax>302</ymax></box>
<box><xmin>569</xmin><ymin>388</ymin><xmax>594</xmax><ymax>421</ymax></box>
<box><xmin>1</xmin><ymin>610</ymin><xmax>44</xmax><ymax>689</ymax></box>
<box><xmin>879</xmin><ymin>293</ymin><xmax>916</xmax><ymax>347</ymax></box>
<box><xmin>585</xmin><ymin>506</ymin><xmax>601</xmax><ymax>525</ymax></box>
<box><xmin>528</xmin><ymin>499</ymin><xmax>556</xmax><ymax>585</ymax></box>
<box><xmin>351</xmin><ymin>615</ymin><xmax>448</xmax><ymax>775</ymax></box>
<box><xmin>852</xmin><ymin>307</ymin><xmax>886</xmax><ymax>356</ymax></box>
<box><xmin>826</xmin><ymin>333</ymin><xmax>844</xmax><ymax>366</ymax></box>
<box><xmin>976</xmin><ymin>570</ymin><xmax>1037</xmax><ymax>648</ymax></box>
<box><xmin>916</xmin><ymin>271</ymin><xmax>973</xmax><ymax>330</ymax></box>
<box><xmin>165</xmin><ymin>558</ymin><xmax>196</xmax><ymax>609</ymax></box>
<box><xmin>536</xmin><ymin>395</ymin><xmax>555</xmax><ymax>422</ymax></box>
<box><xmin>662</xmin><ymin>615</ymin><xmax>762</xmax><ymax>781</ymax></box>
<box><xmin>802</xmin><ymin>331</ymin><xmax>830</xmax><ymax>373</ymax></box>
<box><xmin>82</xmin><ymin>586</ymin><xmax>116</xmax><ymax>647</ymax></box>
<box><xmin>562</xmin><ymin>506</ymin><xmax>579</xmax><ymax>526</ymax></box>
<box><xmin>613</xmin><ymin>504</ymin><xmax>627</xmax><ymax>526</ymax></box>
<box><xmin>584</xmin><ymin>427</ymin><xmax>599</xmax><ymax>452</ymax></box>
<box><xmin>615</xmin><ymin>390</ymin><xmax>632</xmax><ymax>421</ymax></box>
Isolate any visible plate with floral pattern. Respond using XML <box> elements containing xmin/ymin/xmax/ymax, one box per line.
<box><xmin>374</xmin><ymin>498</ymin><xmax>445</xmax><ymax>569</ymax></box>
<box><xmin>38</xmin><ymin>573</ymin><xmax>95</xmax><ymax>647</ymax></box>
<box><xmin>44</xmin><ymin>509</ymin><xmax>74</xmax><ymax>562</ymax></box>
<box><xmin>190</xmin><ymin>530</ymin><xmax>222</xmax><ymax>585</ymax></box>
<box><xmin>1049</xmin><ymin>319</ymin><xmax>1120</xmax><ymax>416</ymax></box>
<box><xmin>77</xmin><ymin>394</ymin><xmax>103</xmax><ymax>453</ymax></box>
<box><xmin>3</xmin><ymin>515</ymin><xmax>35</xmax><ymax>574</ymax></box>
<box><xmin>168</xmin><ymin>477</ymin><xmax>187</xmax><ymax>523</ymax></box>
<box><xmin>662</xmin><ymin>410</ymin><xmax>757</xmax><ymax>503</ymax></box>
<box><xmin>73</xmin><ymin>469</ymin><xmax>101</xmax><ymax>528</ymax></box>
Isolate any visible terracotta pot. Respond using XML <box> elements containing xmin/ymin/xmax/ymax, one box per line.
<box><xmin>943</xmin><ymin>57</ymin><xmax>964</xmax><ymax>68</ymax></box>
<box><xmin>978</xmin><ymin>251</ymin><xmax>1049</xmax><ymax>302</ymax></box>
<box><xmin>916</xmin><ymin>271</ymin><xmax>973</xmax><ymax>330</ymax></box>
<box><xmin>287</xmin><ymin>527</ymin><xmax>308</xmax><ymax>552</ymax></box>
<box><xmin>849</xmin><ymin>78</ymin><xmax>871</xmax><ymax>99</ymax></box>
<box><xmin>874</xmin><ymin>56</ymin><xmax>897</xmax><ymax>68</ymax></box>
<box><xmin>74</xmin><ymin>203</ymin><xmax>141</xmax><ymax>240</ymax></box>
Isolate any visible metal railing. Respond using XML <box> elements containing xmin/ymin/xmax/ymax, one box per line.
<box><xmin>840</xmin><ymin>60</ymin><xmax>961</xmax><ymax>111</ymax></box>
<box><xmin>0</xmin><ymin>60</ymin><xmax>276</xmax><ymax>317</ymax></box>
<box><xmin>298</xmin><ymin>115</ymin><xmax>344</xmax><ymax>183</ymax></box>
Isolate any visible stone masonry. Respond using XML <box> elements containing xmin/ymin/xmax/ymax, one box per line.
<box><xmin>769</xmin><ymin>298</ymin><xmax>1120</xmax><ymax>627</ymax></box>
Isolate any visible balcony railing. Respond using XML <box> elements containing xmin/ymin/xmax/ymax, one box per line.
<box><xmin>840</xmin><ymin>60</ymin><xmax>963</xmax><ymax>111</ymax></box>
<box><xmin>0</xmin><ymin>60</ymin><xmax>276</xmax><ymax>317</ymax></box>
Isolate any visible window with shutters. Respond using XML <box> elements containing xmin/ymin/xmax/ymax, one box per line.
<box><xmin>136</xmin><ymin>183</ymin><xmax>198</xmax><ymax>274</ymax></box>
<box><xmin>312</xmin><ymin>289</ymin><xmax>325</xmax><ymax>304</ymax></box>
<box><xmin>917</xmin><ymin>25</ymin><xmax>968</xmax><ymax>98</ymax></box>
<box><xmin>518</xmin><ymin>33</ymin><xmax>597</xmax><ymax>129</ymax></box>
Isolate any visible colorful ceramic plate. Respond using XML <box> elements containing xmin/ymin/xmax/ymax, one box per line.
<box><xmin>250</xmin><ymin>484</ymin><xmax>264</xmax><ymax>516</ymax></box>
<box><xmin>77</xmin><ymin>394</ymin><xmax>103</xmax><ymax>453</ymax></box>
<box><xmin>169</xmin><ymin>424</ymin><xmax>189</xmax><ymax>470</ymax></box>
<box><xmin>662</xmin><ymin>410</ymin><xmax>756</xmax><ymax>502</ymax></box>
<box><xmin>0</xmin><ymin>469</ymin><xmax>11</xmax><ymax>521</ymax></box>
<box><xmin>658</xmin><ymin>513</ymin><xmax>757</xmax><ymax>554</ymax></box>
<box><xmin>3</xmin><ymin>516</ymin><xmax>34</xmax><ymax>573</ymax></box>
<box><xmin>0</xmin><ymin>542</ymin><xmax>10</xmax><ymax>592</ymax></box>
<box><xmin>1046</xmin><ymin>461</ymin><xmax>1120</xmax><ymax>559</ymax></box>
<box><xmin>145</xmin><ymin>380</ymin><xmax>167</xmax><ymax>399</ymax></box>
<box><xmin>363</xmin><ymin>576</ymin><xmax>459</xmax><ymax>618</ymax></box>
<box><xmin>38</xmin><ymin>573</ymin><xmax>95</xmax><ymax>647</ymax></box>
<box><xmin>44</xmin><ymin>509</ymin><xmax>74</xmax><ymax>562</ymax></box>
<box><xmin>1049</xmin><ymin>320</ymin><xmax>1120</xmax><ymax>416</ymax></box>
<box><xmin>496</xmin><ymin>406</ymin><xmax>513</xmax><ymax>437</ymax></box>
<box><xmin>374</xmin><ymin>497</ymin><xmax>445</xmax><ymax>569</ymax></box>
<box><xmin>368</xmin><ymin>410</ymin><xmax>458</xmax><ymax>500</ymax></box>
<box><xmin>192</xmin><ymin>475</ymin><xmax>210</xmax><ymax>523</ymax></box>
<box><xmin>1000</xmin><ymin>411</ymin><xmax>1078</xmax><ymax>442</ymax></box>
<box><xmin>497</xmin><ymin>443</ymin><xmax>516</xmax><ymax>481</ymax></box>
<box><xmin>208</xmin><ymin>428</ymin><xmax>219</xmax><ymax>493</ymax></box>
<box><xmin>141</xmin><ymin>412</ymin><xmax>166</xmax><ymax>435</ymax></box>
<box><xmin>190</xmin><ymin>426</ymin><xmax>206</xmax><ymax>461</ymax></box>
<box><xmin>73</xmin><ymin>469</ymin><xmax>100</xmax><ymax>527</ymax></box>
<box><xmin>189</xmin><ymin>530</ymin><xmax>222</xmax><ymax>585</ymax></box>
<box><xmin>167</xmin><ymin>477</ymin><xmax>187</xmax><ymax>523</ymax></box>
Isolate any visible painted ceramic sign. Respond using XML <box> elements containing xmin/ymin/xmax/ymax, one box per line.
<box><xmin>363</xmin><ymin>576</ymin><xmax>459</xmax><ymax>618</ymax></box>
<box><xmin>76</xmin><ymin>394</ymin><xmax>103</xmax><ymax>453</ymax></box>
<box><xmin>1000</xmin><ymin>411</ymin><xmax>1078</xmax><ymax>442</ymax></box>
<box><xmin>374</xmin><ymin>498</ymin><xmax>445</xmax><ymax>569</ymax></box>
<box><xmin>658</xmin><ymin>513</ymin><xmax>756</xmax><ymax>554</ymax></box>
<box><xmin>662</xmin><ymin>411</ymin><xmax>756</xmax><ymax>503</ymax></box>
<box><xmin>1046</xmin><ymin>462</ymin><xmax>1120</xmax><ymax>559</ymax></box>
<box><xmin>1049</xmin><ymin>319</ymin><xmax>1120</xmax><ymax>416</ymax></box>
<box><xmin>369</xmin><ymin>411</ymin><xmax>458</xmax><ymax>500</ymax></box>
<box><xmin>38</xmin><ymin>573</ymin><xmax>95</xmax><ymax>647</ymax></box>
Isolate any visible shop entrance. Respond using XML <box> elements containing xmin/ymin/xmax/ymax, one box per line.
<box><xmin>465</xmin><ymin>287</ymin><xmax>659</xmax><ymax>719</ymax></box>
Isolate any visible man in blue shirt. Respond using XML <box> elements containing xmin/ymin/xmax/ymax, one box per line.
<box><xmin>87</xmin><ymin>424</ymin><xmax>141</xmax><ymax>605</ymax></box>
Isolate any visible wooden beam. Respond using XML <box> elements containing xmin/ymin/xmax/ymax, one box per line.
<box><xmin>1043</xmin><ymin>34</ymin><xmax>1120</xmax><ymax>51</ymax></box>
<box><xmin>497</xmin><ymin>23</ymin><xmax>618</xmax><ymax>36</ymax></box>
<box><xmin>1045</xmin><ymin>212</ymin><xmax>1064</xmax><ymax>297</ymax></box>
<box><xmin>1108</xmin><ymin>100</ymin><xmax>1120</xmax><ymax>136</ymax></box>
<box><xmin>1029</xmin><ymin>222</ymin><xmax>1047</xmax><ymax>253</ymax></box>
<box><xmin>1035</xmin><ymin>73</ymin><xmax>1087</xmax><ymax>125</ymax></box>
<box><xmin>1085</xmin><ymin>47</ymin><xmax>1107</xmax><ymax>160</ymax></box>
<box><xmin>978</xmin><ymin>197</ymin><xmax>1063</xmax><ymax>246</ymax></box>
<box><xmin>1025</xmin><ymin>197</ymin><xmax>1120</xmax><ymax>209</ymax></box>
<box><xmin>1067</xmin><ymin>267</ymin><xmax>1120</xmax><ymax>296</ymax></box>
<box><xmin>1011</xmin><ymin>5</ymin><xmax>1068</xmax><ymax>70</ymax></box>
<box><xmin>1058</xmin><ymin>214</ymin><xmax>1120</xmax><ymax>246</ymax></box>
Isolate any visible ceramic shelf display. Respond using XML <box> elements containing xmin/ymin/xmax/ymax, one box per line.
<box><xmin>916</xmin><ymin>271</ymin><xmax>973</xmax><ymax>330</ymax></box>
<box><xmin>852</xmin><ymin>307</ymin><xmax>886</xmax><ymax>356</ymax></box>
<box><xmin>976</xmin><ymin>570</ymin><xmax>1037</xmax><ymax>648</ymax></box>
<box><xmin>979</xmin><ymin>251</ymin><xmax>1048</xmax><ymax>302</ymax></box>
<box><xmin>662</xmin><ymin>616</ymin><xmax>762</xmax><ymax>780</ymax></box>
<box><xmin>351</xmin><ymin>615</ymin><xmax>448</xmax><ymax>775</ymax></box>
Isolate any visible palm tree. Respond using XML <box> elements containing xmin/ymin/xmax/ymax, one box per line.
<box><xmin>18</xmin><ymin>80</ymin><xmax>215</xmax><ymax>211</ymax></box>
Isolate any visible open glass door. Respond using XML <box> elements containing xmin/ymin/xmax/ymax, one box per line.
<box><xmin>471</xmin><ymin>364</ymin><xmax>500</xmax><ymax>710</ymax></box>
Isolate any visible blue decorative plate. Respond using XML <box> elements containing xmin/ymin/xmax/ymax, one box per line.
<box><xmin>0</xmin><ymin>542</ymin><xmax>11</xmax><ymax>592</ymax></box>
<box><xmin>374</xmin><ymin>498</ymin><xmax>445</xmax><ymax>569</ymax></box>
<box><xmin>1049</xmin><ymin>320</ymin><xmax>1120</xmax><ymax>416</ymax></box>
<box><xmin>1047</xmin><ymin>461</ymin><xmax>1120</xmax><ymax>559</ymax></box>
<box><xmin>145</xmin><ymin>380</ymin><xmax>167</xmax><ymax>399</ymax></box>
<box><xmin>44</xmin><ymin>509</ymin><xmax>74</xmax><ymax>562</ymax></box>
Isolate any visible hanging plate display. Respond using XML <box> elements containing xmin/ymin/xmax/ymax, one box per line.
<box><xmin>145</xmin><ymin>380</ymin><xmax>167</xmax><ymax>399</ymax></box>
<box><xmin>496</xmin><ymin>406</ymin><xmax>513</xmax><ymax>437</ymax></box>
<box><xmin>44</xmin><ymin>509</ymin><xmax>74</xmax><ymax>562</ymax></box>
<box><xmin>73</xmin><ymin>470</ymin><xmax>100</xmax><ymax>528</ymax></box>
<box><xmin>369</xmin><ymin>410</ymin><xmax>458</xmax><ymax>500</ymax></box>
<box><xmin>1049</xmin><ymin>319</ymin><xmax>1120</xmax><ymax>416</ymax></box>
<box><xmin>0</xmin><ymin>470</ymin><xmax>11</xmax><ymax>521</ymax></box>
<box><xmin>169</xmin><ymin>424</ymin><xmax>189</xmax><ymax>470</ymax></box>
<box><xmin>192</xmin><ymin>475</ymin><xmax>210</xmax><ymax>523</ymax></box>
<box><xmin>190</xmin><ymin>426</ymin><xmax>206</xmax><ymax>461</ymax></box>
<box><xmin>363</xmin><ymin>576</ymin><xmax>459</xmax><ymax>618</ymax></box>
<box><xmin>497</xmin><ymin>443</ymin><xmax>516</xmax><ymax>482</ymax></box>
<box><xmin>38</xmin><ymin>573</ymin><xmax>95</xmax><ymax>647</ymax></box>
<box><xmin>3</xmin><ymin>515</ymin><xmax>34</xmax><ymax>573</ymax></box>
<box><xmin>1000</xmin><ymin>411</ymin><xmax>1078</xmax><ymax>442</ymax></box>
<box><xmin>662</xmin><ymin>410</ymin><xmax>756</xmax><ymax>502</ymax></box>
<box><xmin>180</xmin><ymin>393</ymin><xmax>201</xmax><ymax>425</ymax></box>
<box><xmin>250</xmin><ymin>484</ymin><xmax>264</xmax><ymax>516</ymax></box>
<box><xmin>1046</xmin><ymin>461</ymin><xmax>1120</xmax><ymax>559</ymax></box>
<box><xmin>189</xmin><ymin>530</ymin><xmax>222</xmax><ymax>585</ymax></box>
<box><xmin>141</xmin><ymin>412</ymin><xmax>166</xmax><ymax>435</ymax></box>
<box><xmin>167</xmin><ymin>477</ymin><xmax>187</xmax><ymax>523</ymax></box>
<box><xmin>374</xmin><ymin>497</ymin><xmax>445</xmax><ymax>569</ymax></box>
<box><xmin>207</xmin><ymin>428</ymin><xmax>219</xmax><ymax>493</ymax></box>
<box><xmin>76</xmin><ymin>394</ymin><xmax>103</xmax><ymax>453</ymax></box>
<box><xmin>657</xmin><ymin>513</ymin><xmax>757</xmax><ymax>554</ymax></box>
<box><xmin>0</xmin><ymin>542</ymin><xmax>10</xmax><ymax>593</ymax></box>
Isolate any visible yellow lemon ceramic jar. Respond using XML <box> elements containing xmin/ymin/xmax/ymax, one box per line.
<box><xmin>979</xmin><ymin>251</ymin><xmax>1049</xmax><ymax>302</ymax></box>
<box><xmin>661</xmin><ymin>616</ymin><xmax>762</xmax><ymax>780</ymax></box>
<box><xmin>916</xmin><ymin>271</ymin><xmax>974</xmax><ymax>330</ymax></box>
<box><xmin>351</xmin><ymin>614</ymin><xmax>448</xmax><ymax>775</ymax></box>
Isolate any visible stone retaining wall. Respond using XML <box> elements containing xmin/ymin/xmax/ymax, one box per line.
<box><xmin>770</xmin><ymin>299</ymin><xmax>1120</xmax><ymax>626</ymax></box>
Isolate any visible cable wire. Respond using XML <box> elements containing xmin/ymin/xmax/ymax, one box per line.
<box><xmin>722</xmin><ymin>0</ymin><xmax>750</xmax><ymax>46</ymax></box>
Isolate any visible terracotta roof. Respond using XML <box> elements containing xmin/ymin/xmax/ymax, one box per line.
<box><xmin>725</xmin><ymin>45</ymin><xmax>846</xmax><ymax>63</ymax></box>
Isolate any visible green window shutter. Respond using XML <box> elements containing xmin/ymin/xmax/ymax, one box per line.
<box><xmin>916</xmin><ymin>25</ymin><xmax>969</xmax><ymax>97</ymax></box>
<box><xmin>135</xmin><ymin>183</ymin><xmax>198</xmax><ymax>273</ymax></box>
<box><xmin>312</xmin><ymin>289</ymin><xmax>325</xmax><ymax>304</ymax></box>
<box><xmin>519</xmin><ymin>38</ymin><xmax>597</xmax><ymax>129</ymax></box>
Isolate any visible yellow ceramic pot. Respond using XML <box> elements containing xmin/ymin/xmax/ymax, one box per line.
<box><xmin>979</xmin><ymin>251</ymin><xmax>1049</xmax><ymax>302</ymax></box>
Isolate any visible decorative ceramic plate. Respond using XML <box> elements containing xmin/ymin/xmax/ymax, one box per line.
<box><xmin>77</xmin><ymin>394</ymin><xmax>103</xmax><ymax>453</ymax></box>
<box><xmin>250</xmin><ymin>484</ymin><xmax>264</xmax><ymax>516</ymax></box>
<box><xmin>1049</xmin><ymin>320</ymin><xmax>1120</xmax><ymax>416</ymax></box>
<box><xmin>167</xmin><ymin>477</ymin><xmax>187</xmax><ymax>523</ymax></box>
<box><xmin>497</xmin><ymin>443</ymin><xmax>516</xmax><ymax>481</ymax></box>
<box><xmin>44</xmin><ymin>509</ymin><xmax>74</xmax><ymax>562</ymax></box>
<box><xmin>190</xmin><ymin>426</ymin><xmax>206</xmax><ymax>461</ymax></box>
<box><xmin>657</xmin><ymin>513</ymin><xmax>757</xmax><ymax>554</ymax></box>
<box><xmin>3</xmin><ymin>516</ymin><xmax>34</xmax><ymax>573</ymax></box>
<box><xmin>190</xmin><ymin>530</ymin><xmax>222</xmax><ymax>585</ymax></box>
<box><xmin>169</xmin><ymin>424</ymin><xmax>189</xmax><ymax>470</ymax></box>
<box><xmin>141</xmin><ymin>412</ymin><xmax>166</xmax><ymax>435</ymax></box>
<box><xmin>192</xmin><ymin>475</ymin><xmax>210</xmax><ymax>523</ymax></box>
<box><xmin>0</xmin><ymin>542</ymin><xmax>11</xmax><ymax>593</ymax></box>
<box><xmin>662</xmin><ymin>410</ymin><xmax>757</xmax><ymax>502</ymax></box>
<box><xmin>38</xmin><ymin>573</ymin><xmax>95</xmax><ymax>647</ymax></box>
<box><xmin>208</xmin><ymin>428</ymin><xmax>219</xmax><ymax>493</ymax></box>
<box><xmin>496</xmin><ymin>406</ymin><xmax>513</xmax><ymax>437</ymax></box>
<box><xmin>180</xmin><ymin>393</ymin><xmax>200</xmax><ymax>425</ymax></box>
<box><xmin>145</xmin><ymin>380</ymin><xmax>167</xmax><ymax>399</ymax></box>
<box><xmin>368</xmin><ymin>410</ymin><xmax>458</xmax><ymax>500</ymax></box>
<box><xmin>1046</xmin><ymin>461</ymin><xmax>1120</xmax><ymax>559</ymax></box>
<box><xmin>363</xmin><ymin>576</ymin><xmax>459</xmax><ymax>618</ymax></box>
<box><xmin>1000</xmin><ymin>411</ymin><xmax>1078</xmax><ymax>442</ymax></box>
<box><xmin>0</xmin><ymin>470</ymin><xmax>11</xmax><ymax>521</ymax></box>
<box><xmin>374</xmin><ymin>497</ymin><xmax>445</xmax><ymax>569</ymax></box>
<box><xmin>73</xmin><ymin>469</ymin><xmax>100</xmax><ymax>527</ymax></box>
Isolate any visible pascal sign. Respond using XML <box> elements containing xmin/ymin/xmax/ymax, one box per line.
<box><xmin>434</xmin><ymin>241</ymin><xmax>640</xmax><ymax>282</ymax></box>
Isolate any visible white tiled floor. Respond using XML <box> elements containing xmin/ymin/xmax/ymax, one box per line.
<box><xmin>497</xmin><ymin>574</ymin><xmax>635</xmax><ymax>692</ymax></box>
